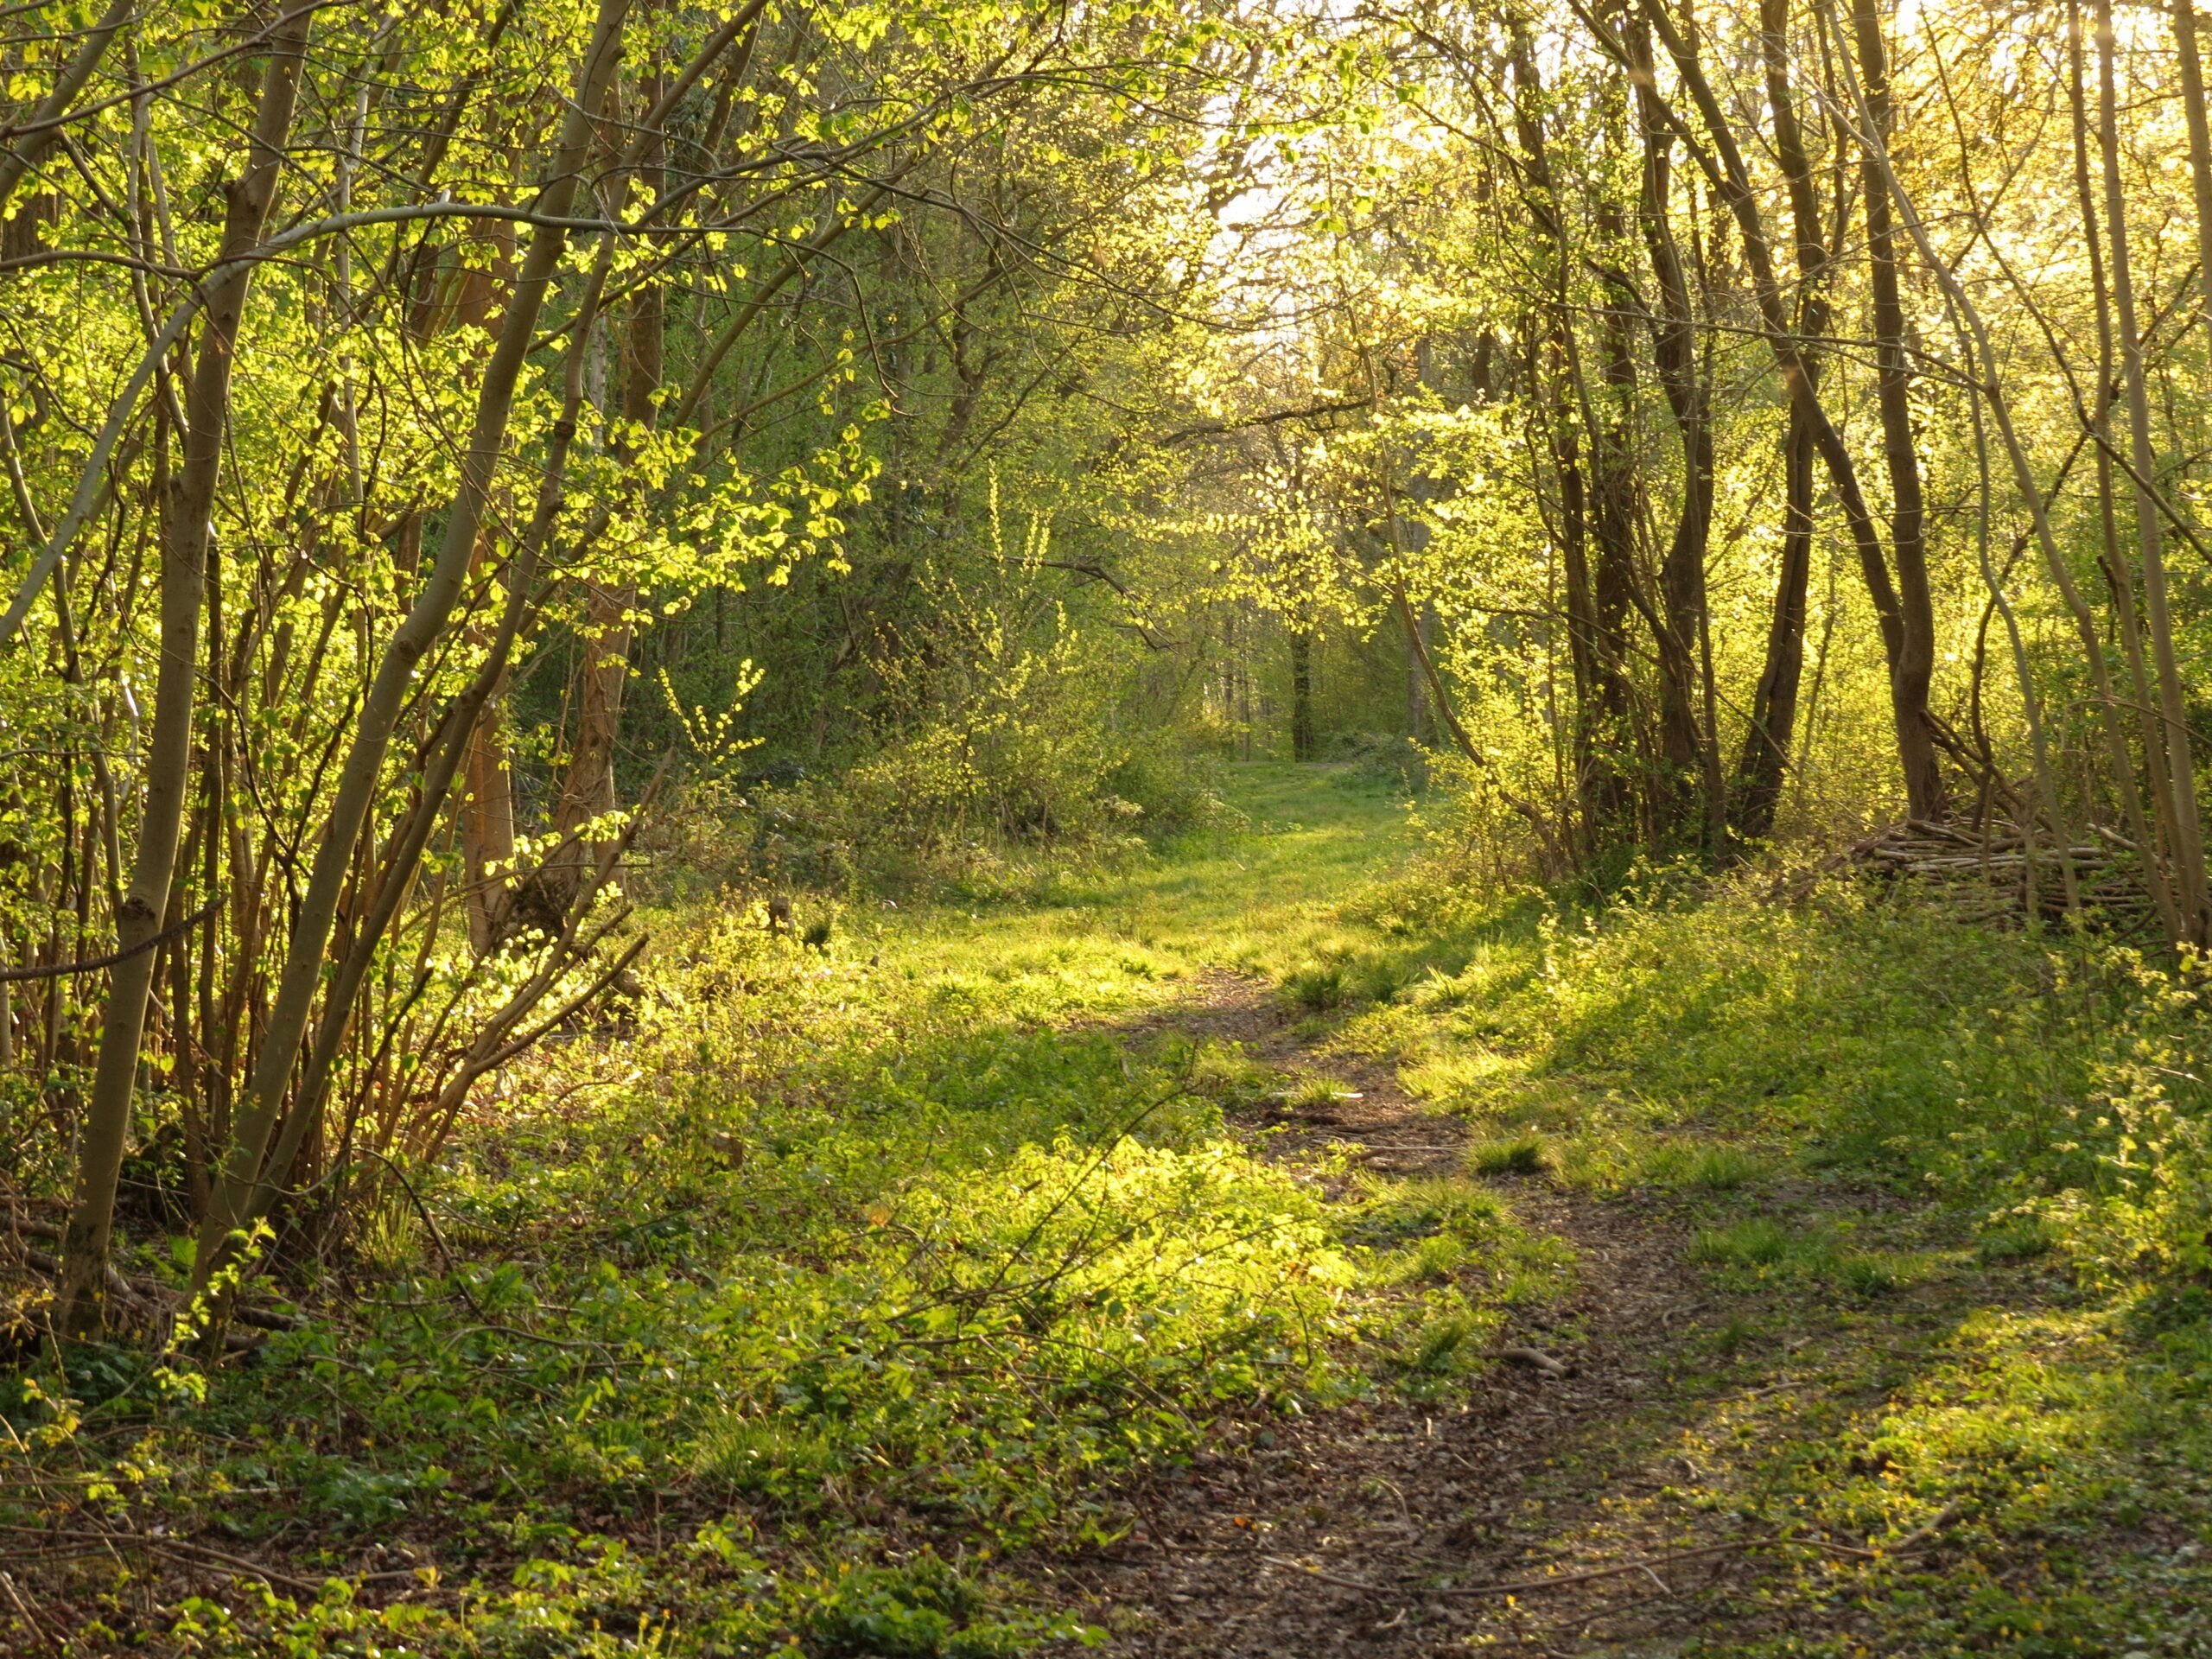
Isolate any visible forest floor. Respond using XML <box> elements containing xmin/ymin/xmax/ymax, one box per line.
<box><xmin>9</xmin><ymin>764</ymin><xmax>2211</xmax><ymax>1656</ymax></box>
<box><xmin>1027</xmin><ymin>886</ymin><xmax>2037</xmax><ymax>1657</ymax></box>
<box><xmin>1000</xmin><ymin>766</ymin><xmax>2212</xmax><ymax>1657</ymax></box>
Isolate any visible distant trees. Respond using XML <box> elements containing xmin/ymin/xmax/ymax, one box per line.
<box><xmin>1191</xmin><ymin>0</ymin><xmax>2212</xmax><ymax>935</ymax></box>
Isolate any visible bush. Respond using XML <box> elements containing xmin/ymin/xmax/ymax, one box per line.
<box><xmin>640</xmin><ymin>702</ymin><xmax>1230</xmax><ymax>903</ymax></box>
<box><xmin>1105</xmin><ymin>742</ymin><xmax>1238</xmax><ymax>831</ymax></box>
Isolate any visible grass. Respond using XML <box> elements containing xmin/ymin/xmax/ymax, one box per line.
<box><xmin>1656</xmin><ymin>1141</ymin><xmax>1768</xmax><ymax>1190</ymax></box>
<box><xmin>0</xmin><ymin>764</ymin><xmax>1563</xmax><ymax>1656</ymax></box>
<box><xmin>1690</xmin><ymin>1216</ymin><xmax>1802</xmax><ymax>1268</ymax></box>
<box><xmin>1979</xmin><ymin>1214</ymin><xmax>2060</xmax><ymax>1262</ymax></box>
<box><xmin>1318</xmin><ymin>847</ymin><xmax>2212</xmax><ymax>1655</ymax></box>
<box><xmin>11</xmin><ymin>761</ymin><xmax>2212</xmax><ymax>1656</ymax></box>
<box><xmin>1466</xmin><ymin>1131</ymin><xmax>1554</xmax><ymax>1176</ymax></box>
<box><xmin>1282</xmin><ymin>1072</ymin><xmax>1356</xmax><ymax>1110</ymax></box>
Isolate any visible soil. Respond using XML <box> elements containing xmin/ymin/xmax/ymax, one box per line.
<box><xmin>1034</xmin><ymin>971</ymin><xmax>1834</xmax><ymax>1656</ymax></box>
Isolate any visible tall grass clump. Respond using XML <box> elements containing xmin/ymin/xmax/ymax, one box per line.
<box><xmin>1394</xmin><ymin>855</ymin><xmax>2212</xmax><ymax>1286</ymax></box>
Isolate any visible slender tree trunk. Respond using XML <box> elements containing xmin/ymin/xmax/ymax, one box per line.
<box><xmin>1738</xmin><ymin>410</ymin><xmax>1817</xmax><ymax>841</ymax></box>
<box><xmin>193</xmin><ymin>0</ymin><xmax>632</xmax><ymax>1302</ymax></box>
<box><xmin>1289</xmin><ymin>627</ymin><xmax>1315</xmax><ymax>760</ymax></box>
<box><xmin>1585</xmin><ymin>258</ymin><xmax>1649</xmax><ymax>834</ymax></box>
<box><xmin>0</xmin><ymin>0</ymin><xmax>135</xmax><ymax>213</ymax></box>
<box><xmin>461</xmin><ymin>668</ymin><xmax>518</xmax><ymax>953</ymax></box>
<box><xmin>1834</xmin><ymin>0</ymin><xmax>2168</xmax><ymax>931</ymax></box>
<box><xmin>1630</xmin><ymin>20</ymin><xmax>1714</xmax><ymax>846</ymax></box>
<box><xmin>1544</xmin><ymin>343</ymin><xmax>1615</xmax><ymax>841</ymax></box>
<box><xmin>1634</xmin><ymin>0</ymin><xmax>1941</xmax><ymax>820</ymax></box>
<box><xmin>2097</xmin><ymin>0</ymin><xmax>2210</xmax><ymax>937</ymax></box>
<box><xmin>1552</xmin><ymin>406</ymin><xmax>1593</xmax><ymax>714</ymax></box>
<box><xmin>2171</xmin><ymin>0</ymin><xmax>2212</xmax><ymax>346</ymax></box>
<box><xmin>1848</xmin><ymin>0</ymin><xmax>1945</xmax><ymax>823</ymax></box>
<box><xmin>545</xmin><ymin>49</ymin><xmax>664</xmax><ymax>913</ymax></box>
<box><xmin>57</xmin><ymin>7</ymin><xmax>314</xmax><ymax>1335</ymax></box>
<box><xmin>2071</xmin><ymin>0</ymin><xmax>2182</xmax><ymax>940</ymax></box>
<box><xmin>1510</xmin><ymin>26</ymin><xmax>1631</xmax><ymax>842</ymax></box>
<box><xmin>1406</xmin><ymin>601</ymin><xmax>1433</xmax><ymax>745</ymax></box>
<box><xmin>1735</xmin><ymin>0</ymin><xmax>1830</xmax><ymax>841</ymax></box>
<box><xmin>556</xmin><ymin>581</ymin><xmax>637</xmax><ymax>832</ymax></box>
<box><xmin>448</xmin><ymin>226</ymin><xmax>522</xmax><ymax>955</ymax></box>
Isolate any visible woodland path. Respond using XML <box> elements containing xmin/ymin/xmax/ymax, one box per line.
<box><xmin>1065</xmin><ymin>972</ymin><xmax>1712</xmax><ymax>1656</ymax></box>
<box><xmin>1013</xmin><ymin>772</ymin><xmax>2040</xmax><ymax>1656</ymax></box>
<box><xmin>1033</xmin><ymin>971</ymin><xmax>1742</xmax><ymax>1657</ymax></box>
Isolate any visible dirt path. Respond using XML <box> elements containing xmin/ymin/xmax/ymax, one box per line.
<box><xmin>1039</xmin><ymin>974</ymin><xmax>1865</xmax><ymax>1656</ymax></box>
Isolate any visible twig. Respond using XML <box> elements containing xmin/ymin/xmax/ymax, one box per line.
<box><xmin>1499</xmin><ymin>1344</ymin><xmax>1572</xmax><ymax>1376</ymax></box>
<box><xmin>0</xmin><ymin>1569</ymin><xmax>60</xmax><ymax>1657</ymax></box>
<box><xmin>1260</xmin><ymin>1554</ymin><xmax>1403</xmax><ymax>1593</ymax></box>
<box><xmin>359</xmin><ymin>1151</ymin><xmax>486</xmax><ymax>1319</ymax></box>
<box><xmin>0</xmin><ymin>894</ymin><xmax>224</xmax><ymax>982</ymax></box>
<box><xmin>0</xmin><ymin>1523</ymin><xmax>323</xmax><ymax>1595</ymax></box>
<box><xmin>11</xmin><ymin>1224</ymin><xmax>300</xmax><ymax>1332</ymax></box>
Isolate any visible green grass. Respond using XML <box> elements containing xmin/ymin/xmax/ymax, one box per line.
<box><xmin>1467</xmin><ymin>1131</ymin><xmax>1554</xmax><ymax>1176</ymax></box>
<box><xmin>1690</xmin><ymin>1216</ymin><xmax>1802</xmax><ymax>1268</ymax></box>
<box><xmin>0</xmin><ymin>765</ymin><xmax>1557</xmax><ymax>1656</ymax></box>
<box><xmin>1659</xmin><ymin>1141</ymin><xmax>1769</xmax><ymax>1190</ymax></box>
<box><xmin>1282</xmin><ymin>1072</ymin><xmax>1356</xmax><ymax>1109</ymax></box>
<box><xmin>14</xmin><ymin>763</ymin><xmax>2212</xmax><ymax>1656</ymax></box>
<box><xmin>1320</xmin><ymin>848</ymin><xmax>2212</xmax><ymax>1656</ymax></box>
<box><xmin>1979</xmin><ymin>1214</ymin><xmax>2060</xmax><ymax>1262</ymax></box>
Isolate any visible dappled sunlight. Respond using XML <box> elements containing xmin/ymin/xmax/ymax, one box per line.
<box><xmin>10</xmin><ymin>0</ymin><xmax>2212</xmax><ymax>1647</ymax></box>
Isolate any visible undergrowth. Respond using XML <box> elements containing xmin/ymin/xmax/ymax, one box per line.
<box><xmin>15</xmin><ymin>767</ymin><xmax>2212</xmax><ymax>1656</ymax></box>
<box><xmin>1317</xmin><ymin>852</ymin><xmax>2212</xmax><ymax>1655</ymax></box>
<box><xmin>3</xmin><ymin>764</ymin><xmax>1559</xmax><ymax>1656</ymax></box>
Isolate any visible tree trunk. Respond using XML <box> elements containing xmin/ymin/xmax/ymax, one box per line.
<box><xmin>449</xmin><ymin>226</ymin><xmax>522</xmax><ymax>956</ymax></box>
<box><xmin>1585</xmin><ymin>258</ymin><xmax>1647</xmax><ymax>836</ymax></box>
<box><xmin>1630</xmin><ymin>19</ymin><xmax>1715</xmax><ymax>846</ymax></box>
<box><xmin>1406</xmin><ymin>601</ymin><xmax>1432</xmax><ymax>745</ymax></box>
<box><xmin>2096</xmin><ymin>0</ymin><xmax>2209</xmax><ymax>937</ymax></box>
<box><xmin>2171</xmin><ymin>0</ymin><xmax>2212</xmax><ymax>349</ymax></box>
<box><xmin>1289</xmin><ymin>628</ymin><xmax>1315</xmax><ymax>760</ymax></box>
<box><xmin>1738</xmin><ymin>409</ymin><xmax>1816</xmax><ymax>841</ymax></box>
<box><xmin>0</xmin><ymin>0</ymin><xmax>135</xmax><ymax>213</ymax></box>
<box><xmin>1510</xmin><ymin>25</ymin><xmax>1632</xmax><ymax>844</ymax></box>
<box><xmin>58</xmin><ymin>6</ymin><xmax>315</xmax><ymax>1335</ymax></box>
<box><xmin>1849</xmin><ymin>0</ymin><xmax>1947</xmax><ymax>822</ymax></box>
<box><xmin>1734</xmin><ymin>0</ymin><xmax>1831</xmax><ymax>842</ymax></box>
<box><xmin>1635</xmin><ymin>0</ymin><xmax>1935</xmax><ymax>821</ymax></box>
<box><xmin>193</xmin><ymin>0</ymin><xmax>632</xmax><ymax>1303</ymax></box>
<box><xmin>2072</xmin><ymin>0</ymin><xmax>2182</xmax><ymax>941</ymax></box>
<box><xmin>543</xmin><ymin>50</ymin><xmax>665</xmax><ymax>916</ymax></box>
<box><xmin>461</xmin><ymin>669</ymin><xmax>518</xmax><ymax>954</ymax></box>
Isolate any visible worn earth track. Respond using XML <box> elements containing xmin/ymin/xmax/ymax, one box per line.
<box><xmin>1037</xmin><ymin>972</ymin><xmax>1787</xmax><ymax>1656</ymax></box>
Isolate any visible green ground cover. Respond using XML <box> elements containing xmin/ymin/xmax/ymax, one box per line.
<box><xmin>5</xmin><ymin>766</ymin><xmax>1556</xmax><ymax>1654</ymax></box>
<box><xmin>9</xmin><ymin>763</ymin><xmax>2212</xmax><ymax>1656</ymax></box>
<box><xmin>1323</xmin><ymin>849</ymin><xmax>2212</xmax><ymax>1655</ymax></box>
